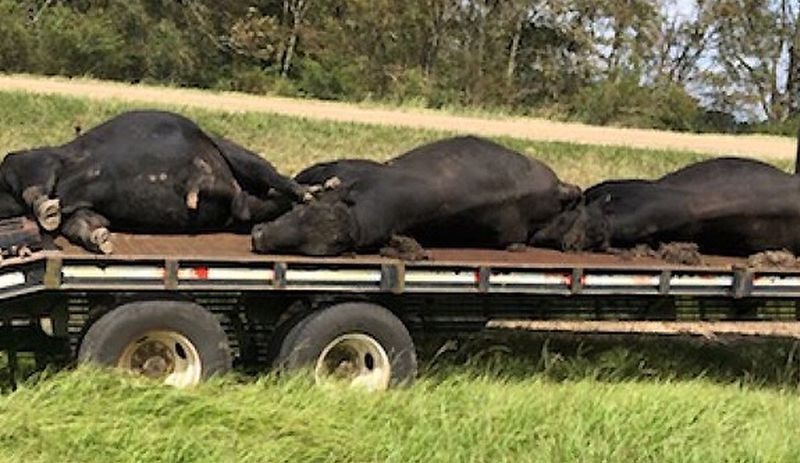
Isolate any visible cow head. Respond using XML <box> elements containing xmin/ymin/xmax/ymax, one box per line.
<box><xmin>532</xmin><ymin>199</ymin><xmax>610</xmax><ymax>251</ymax></box>
<box><xmin>251</xmin><ymin>192</ymin><xmax>356</xmax><ymax>255</ymax></box>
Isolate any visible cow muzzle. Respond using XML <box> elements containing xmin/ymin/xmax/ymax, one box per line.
<box><xmin>251</xmin><ymin>222</ymin><xmax>301</xmax><ymax>254</ymax></box>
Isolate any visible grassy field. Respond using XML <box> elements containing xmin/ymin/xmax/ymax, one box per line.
<box><xmin>3</xmin><ymin>90</ymin><xmax>785</xmax><ymax>187</ymax></box>
<box><xmin>2</xmin><ymin>366</ymin><xmax>800</xmax><ymax>463</ymax></box>
<box><xmin>3</xmin><ymin>74</ymin><xmax>797</xmax><ymax>160</ymax></box>
<box><xmin>1</xmin><ymin>90</ymin><xmax>800</xmax><ymax>462</ymax></box>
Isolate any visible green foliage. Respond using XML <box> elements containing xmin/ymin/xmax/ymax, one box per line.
<box><xmin>141</xmin><ymin>20</ymin><xmax>202</xmax><ymax>84</ymax></box>
<box><xmin>571</xmin><ymin>76</ymin><xmax>653</xmax><ymax>126</ymax></box>
<box><xmin>295</xmin><ymin>57</ymin><xmax>368</xmax><ymax>101</ymax></box>
<box><xmin>653</xmin><ymin>83</ymin><xmax>707</xmax><ymax>132</ymax></box>
<box><xmin>570</xmin><ymin>76</ymin><xmax>707</xmax><ymax>132</ymax></box>
<box><xmin>693</xmin><ymin>110</ymin><xmax>745</xmax><ymax>134</ymax></box>
<box><xmin>222</xmin><ymin>65</ymin><xmax>278</xmax><ymax>94</ymax></box>
<box><xmin>32</xmin><ymin>5</ymin><xmax>131</xmax><ymax>79</ymax></box>
<box><xmin>386</xmin><ymin>67</ymin><xmax>431</xmax><ymax>107</ymax></box>
<box><xmin>1</xmin><ymin>364</ymin><xmax>800</xmax><ymax>462</ymax></box>
<box><xmin>748</xmin><ymin>115</ymin><xmax>800</xmax><ymax>137</ymax></box>
<box><xmin>0</xmin><ymin>0</ymin><xmax>758</xmax><ymax>133</ymax></box>
<box><xmin>0</xmin><ymin>2</ymin><xmax>33</xmax><ymax>72</ymax></box>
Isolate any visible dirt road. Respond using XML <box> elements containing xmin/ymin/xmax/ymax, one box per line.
<box><xmin>0</xmin><ymin>74</ymin><xmax>795</xmax><ymax>159</ymax></box>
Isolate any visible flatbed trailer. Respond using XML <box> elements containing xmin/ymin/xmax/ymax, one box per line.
<box><xmin>2</xmin><ymin>233</ymin><xmax>800</xmax><ymax>389</ymax></box>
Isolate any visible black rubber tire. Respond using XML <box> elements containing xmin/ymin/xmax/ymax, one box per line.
<box><xmin>77</xmin><ymin>301</ymin><xmax>232</xmax><ymax>382</ymax></box>
<box><xmin>265</xmin><ymin>309</ymin><xmax>312</xmax><ymax>366</ymax></box>
<box><xmin>274</xmin><ymin>302</ymin><xmax>418</xmax><ymax>387</ymax></box>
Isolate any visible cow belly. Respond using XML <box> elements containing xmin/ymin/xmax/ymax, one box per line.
<box><xmin>99</xmin><ymin>186</ymin><xmax>230</xmax><ymax>232</ymax></box>
<box><xmin>696</xmin><ymin>215</ymin><xmax>800</xmax><ymax>255</ymax></box>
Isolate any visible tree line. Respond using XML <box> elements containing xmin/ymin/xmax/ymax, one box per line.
<box><xmin>2</xmin><ymin>0</ymin><xmax>800</xmax><ymax>135</ymax></box>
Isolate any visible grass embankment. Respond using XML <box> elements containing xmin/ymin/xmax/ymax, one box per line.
<box><xmin>3</xmin><ymin>332</ymin><xmax>800</xmax><ymax>462</ymax></box>
<box><xmin>0</xmin><ymin>90</ymin><xmax>799</xmax><ymax>462</ymax></box>
<box><xmin>2</xmin><ymin>367</ymin><xmax>800</xmax><ymax>463</ymax></box>
<box><xmin>3</xmin><ymin>90</ymin><xmax>789</xmax><ymax>187</ymax></box>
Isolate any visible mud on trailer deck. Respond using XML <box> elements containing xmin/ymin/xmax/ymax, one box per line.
<box><xmin>1</xmin><ymin>233</ymin><xmax>799</xmax><ymax>390</ymax></box>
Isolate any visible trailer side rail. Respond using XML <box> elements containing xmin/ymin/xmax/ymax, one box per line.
<box><xmin>0</xmin><ymin>253</ymin><xmax>788</xmax><ymax>299</ymax></box>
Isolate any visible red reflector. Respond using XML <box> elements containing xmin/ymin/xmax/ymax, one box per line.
<box><xmin>193</xmin><ymin>267</ymin><xmax>209</xmax><ymax>280</ymax></box>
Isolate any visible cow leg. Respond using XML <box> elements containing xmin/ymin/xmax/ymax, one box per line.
<box><xmin>185</xmin><ymin>157</ymin><xmax>225</xmax><ymax>211</ymax></box>
<box><xmin>231</xmin><ymin>192</ymin><xmax>291</xmax><ymax>223</ymax></box>
<box><xmin>23</xmin><ymin>188</ymin><xmax>61</xmax><ymax>232</ymax></box>
<box><xmin>483</xmin><ymin>207</ymin><xmax>529</xmax><ymax>247</ymax></box>
<box><xmin>61</xmin><ymin>209</ymin><xmax>113</xmax><ymax>254</ymax></box>
<box><xmin>183</xmin><ymin>169</ymin><xmax>261</xmax><ymax>223</ymax></box>
<box><xmin>497</xmin><ymin>224</ymin><xmax>529</xmax><ymax>248</ymax></box>
<box><xmin>213</xmin><ymin>136</ymin><xmax>310</xmax><ymax>202</ymax></box>
<box><xmin>1</xmin><ymin>151</ymin><xmax>62</xmax><ymax>231</ymax></box>
<box><xmin>184</xmin><ymin>162</ymin><xmax>289</xmax><ymax>223</ymax></box>
<box><xmin>184</xmin><ymin>164</ymin><xmax>238</xmax><ymax>212</ymax></box>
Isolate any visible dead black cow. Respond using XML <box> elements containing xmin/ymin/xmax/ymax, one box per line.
<box><xmin>532</xmin><ymin>157</ymin><xmax>800</xmax><ymax>256</ymax></box>
<box><xmin>252</xmin><ymin>136</ymin><xmax>581</xmax><ymax>256</ymax></box>
<box><xmin>0</xmin><ymin>110</ymin><xmax>306</xmax><ymax>253</ymax></box>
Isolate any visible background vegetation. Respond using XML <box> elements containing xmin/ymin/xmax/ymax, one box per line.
<box><xmin>5</xmin><ymin>0</ymin><xmax>800</xmax><ymax>134</ymax></box>
<box><xmin>1</xmin><ymin>90</ymin><xmax>800</xmax><ymax>461</ymax></box>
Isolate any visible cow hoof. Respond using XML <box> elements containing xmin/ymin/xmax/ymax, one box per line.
<box><xmin>90</xmin><ymin>227</ymin><xmax>113</xmax><ymax>254</ymax></box>
<box><xmin>36</xmin><ymin>199</ymin><xmax>61</xmax><ymax>231</ymax></box>
<box><xmin>323</xmin><ymin>176</ymin><xmax>342</xmax><ymax>190</ymax></box>
<box><xmin>506</xmin><ymin>243</ymin><xmax>527</xmax><ymax>253</ymax></box>
<box><xmin>306</xmin><ymin>184</ymin><xmax>324</xmax><ymax>194</ymax></box>
<box><xmin>186</xmin><ymin>190</ymin><xmax>199</xmax><ymax>210</ymax></box>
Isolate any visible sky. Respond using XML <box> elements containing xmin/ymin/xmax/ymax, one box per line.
<box><xmin>671</xmin><ymin>0</ymin><xmax>697</xmax><ymax>20</ymax></box>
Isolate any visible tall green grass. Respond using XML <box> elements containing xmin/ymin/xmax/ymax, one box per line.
<box><xmin>2</xmin><ymin>333</ymin><xmax>800</xmax><ymax>462</ymax></box>
<box><xmin>1</xmin><ymin>91</ymin><xmax>799</xmax><ymax>462</ymax></box>
<box><xmin>0</xmin><ymin>366</ymin><xmax>799</xmax><ymax>463</ymax></box>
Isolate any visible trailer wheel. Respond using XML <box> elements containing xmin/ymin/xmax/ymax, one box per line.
<box><xmin>275</xmin><ymin>302</ymin><xmax>417</xmax><ymax>390</ymax></box>
<box><xmin>78</xmin><ymin>301</ymin><xmax>231</xmax><ymax>387</ymax></box>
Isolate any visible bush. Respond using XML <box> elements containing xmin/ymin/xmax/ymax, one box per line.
<box><xmin>693</xmin><ymin>110</ymin><xmax>744</xmax><ymax>134</ymax></box>
<box><xmin>651</xmin><ymin>82</ymin><xmax>703</xmax><ymax>131</ymax></box>
<box><xmin>0</xmin><ymin>1</ymin><xmax>33</xmax><ymax>72</ymax></box>
<box><xmin>570</xmin><ymin>75</ymin><xmax>652</xmax><ymax>126</ymax></box>
<box><xmin>225</xmin><ymin>66</ymin><xmax>275</xmax><ymax>94</ymax></box>
<box><xmin>220</xmin><ymin>66</ymin><xmax>302</xmax><ymax>97</ymax></box>
<box><xmin>295</xmin><ymin>57</ymin><xmax>367</xmax><ymax>101</ymax></box>
<box><xmin>32</xmin><ymin>5</ymin><xmax>131</xmax><ymax>79</ymax></box>
<box><xmin>386</xmin><ymin>67</ymin><xmax>431</xmax><ymax>107</ymax></box>
<box><xmin>570</xmin><ymin>76</ymin><xmax>704</xmax><ymax>132</ymax></box>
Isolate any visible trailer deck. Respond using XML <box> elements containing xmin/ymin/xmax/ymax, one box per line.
<box><xmin>53</xmin><ymin>233</ymin><xmax>747</xmax><ymax>268</ymax></box>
